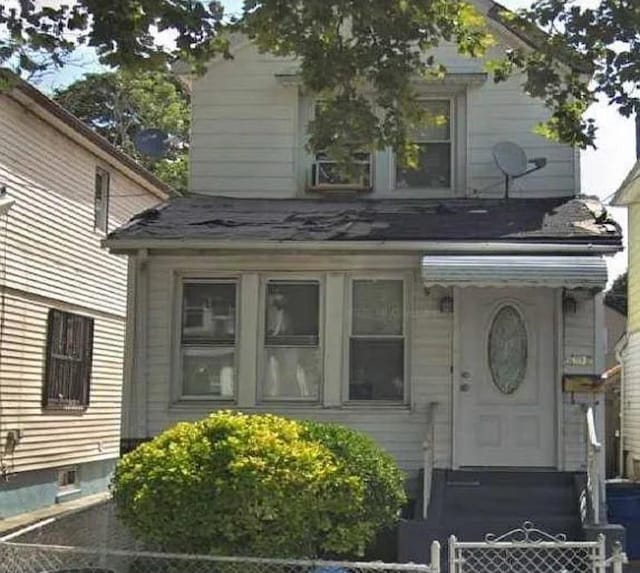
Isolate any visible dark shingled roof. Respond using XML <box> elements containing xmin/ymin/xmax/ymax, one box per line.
<box><xmin>108</xmin><ymin>195</ymin><xmax>622</xmax><ymax>245</ymax></box>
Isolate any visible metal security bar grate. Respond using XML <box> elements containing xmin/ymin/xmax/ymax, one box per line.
<box><xmin>0</xmin><ymin>541</ymin><xmax>440</xmax><ymax>573</ymax></box>
<box><xmin>449</xmin><ymin>522</ymin><xmax>625</xmax><ymax>573</ymax></box>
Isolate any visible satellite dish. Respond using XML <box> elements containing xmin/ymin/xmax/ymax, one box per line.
<box><xmin>493</xmin><ymin>141</ymin><xmax>528</xmax><ymax>177</ymax></box>
<box><xmin>134</xmin><ymin>128</ymin><xmax>170</xmax><ymax>158</ymax></box>
<box><xmin>492</xmin><ymin>141</ymin><xmax>548</xmax><ymax>199</ymax></box>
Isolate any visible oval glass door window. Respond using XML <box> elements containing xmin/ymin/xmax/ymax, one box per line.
<box><xmin>488</xmin><ymin>305</ymin><xmax>527</xmax><ymax>394</ymax></box>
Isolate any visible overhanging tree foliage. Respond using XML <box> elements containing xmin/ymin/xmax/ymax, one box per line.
<box><xmin>2</xmin><ymin>1</ymin><xmax>639</xmax><ymax>165</ymax></box>
<box><xmin>605</xmin><ymin>271</ymin><xmax>628</xmax><ymax>316</ymax></box>
<box><xmin>53</xmin><ymin>70</ymin><xmax>190</xmax><ymax>192</ymax></box>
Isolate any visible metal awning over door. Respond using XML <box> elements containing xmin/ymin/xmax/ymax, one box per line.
<box><xmin>421</xmin><ymin>255</ymin><xmax>607</xmax><ymax>289</ymax></box>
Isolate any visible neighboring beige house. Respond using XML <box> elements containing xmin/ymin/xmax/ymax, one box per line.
<box><xmin>106</xmin><ymin>0</ymin><xmax>623</xmax><ymax>560</ymax></box>
<box><xmin>612</xmin><ymin>160</ymin><xmax>640</xmax><ymax>479</ymax></box>
<box><xmin>603</xmin><ymin>304</ymin><xmax>626</xmax><ymax>477</ymax></box>
<box><xmin>0</xmin><ymin>74</ymin><xmax>169</xmax><ymax>519</ymax></box>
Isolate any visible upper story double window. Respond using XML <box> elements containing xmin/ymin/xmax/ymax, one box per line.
<box><xmin>304</xmin><ymin>96</ymin><xmax>461</xmax><ymax>196</ymax></box>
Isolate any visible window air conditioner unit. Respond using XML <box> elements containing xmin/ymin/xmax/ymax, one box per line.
<box><xmin>310</xmin><ymin>153</ymin><xmax>371</xmax><ymax>191</ymax></box>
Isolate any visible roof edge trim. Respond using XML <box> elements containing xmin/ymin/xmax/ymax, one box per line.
<box><xmin>103</xmin><ymin>238</ymin><xmax>622</xmax><ymax>255</ymax></box>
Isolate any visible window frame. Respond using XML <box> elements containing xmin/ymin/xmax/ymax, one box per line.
<box><xmin>343</xmin><ymin>274</ymin><xmax>411</xmax><ymax>406</ymax></box>
<box><xmin>175</xmin><ymin>276</ymin><xmax>240</xmax><ymax>402</ymax></box>
<box><xmin>43</xmin><ymin>309</ymin><xmax>94</xmax><ymax>410</ymax></box>
<box><xmin>258</xmin><ymin>275</ymin><xmax>325</xmax><ymax>404</ymax></box>
<box><xmin>57</xmin><ymin>466</ymin><xmax>79</xmax><ymax>492</ymax></box>
<box><xmin>94</xmin><ymin>167</ymin><xmax>110</xmax><ymax>233</ymax></box>
<box><xmin>393</xmin><ymin>97</ymin><xmax>455</xmax><ymax>194</ymax></box>
<box><xmin>299</xmin><ymin>97</ymin><xmax>375</xmax><ymax>193</ymax></box>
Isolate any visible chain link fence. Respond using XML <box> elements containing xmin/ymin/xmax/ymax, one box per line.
<box><xmin>0</xmin><ymin>542</ymin><xmax>439</xmax><ymax>573</ymax></box>
<box><xmin>0</xmin><ymin>501</ymin><xmax>440</xmax><ymax>573</ymax></box>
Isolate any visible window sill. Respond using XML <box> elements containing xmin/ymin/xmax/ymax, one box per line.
<box><xmin>170</xmin><ymin>397</ymin><xmax>236</xmax><ymax>410</ymax></box>
<box><xmin>43</xmin><ymin>403</ymin><xmax>88</xmax><ymax>414</ymax></box>
<box><xmin>259</xmin><ymin>398</ymin><xmax>321</xmax><ymax>406</ymax></box>
<box><xmin>56</xmin><ymin>487</ymin><xmax>82</xmax><ymax>503</ymax></box>
<box><xmin>342</xmin><ymin>401</ymin><xmax>411</xmax><ymax>410</ymax></box>
<box><xmin>307</xmin><ymin>185</ymin><xmax>372</xmax><ymax>194</ymax></box>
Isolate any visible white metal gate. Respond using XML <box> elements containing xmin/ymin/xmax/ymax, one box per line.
<box><xmin>449</xmin><ymin>522</ymin><xmax>626</xmax><ymax>573</ymax></box>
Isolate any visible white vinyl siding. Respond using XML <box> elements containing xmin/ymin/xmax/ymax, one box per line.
<box><xmin>190</xmin><ymin>38</ymin><xmax>577</xmax><ymax>199</ymax></box>
<box><xmin>132</xmin><ymin>253</ymin><xmax>594</xmax><ymax>477</ymax></box>
<box><xmin>0</xmin><ymin>91</ymin><xmax>164</xmax><ymax>475</ymax></box>
<box><xmin>0</xmin><ymin>292</ymin><xmax>124</xmax><ymax>472</ymax></box>
<box><xmin>623</xmin><ymin>331</ymin><xmax>640</xmax><ymax>476</ymax></box>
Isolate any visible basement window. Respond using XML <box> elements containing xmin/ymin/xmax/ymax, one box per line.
<box><xmin>57</xmin><ymin>467</ymin><xmax>78</xmax><ymax>491</ymax></box>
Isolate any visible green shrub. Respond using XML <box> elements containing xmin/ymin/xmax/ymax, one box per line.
<box><xmin>301</xmin><ymin>420</ymin><xmax>407</xmax><ymax>547</ymax></box>
<box><xmin>111</xmin><ymin>411</ymin><xmax>405</xmax><ymax>558</ymax></box>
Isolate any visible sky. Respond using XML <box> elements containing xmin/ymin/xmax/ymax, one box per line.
<box><xmin>35</xmin><ymin>0</ymin><xmax>635</xmax><ymax>283</ymax></box>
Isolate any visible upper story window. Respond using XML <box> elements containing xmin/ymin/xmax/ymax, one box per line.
<box><xmin>262</xmin><ymin>280</ymin><xmax>322</xmax><ymax>401</ymax></box>
<box><xmin>300</xmin><ymin>94</ymin><xmax>464</xmax><ymax>197</ymax></box>
<box><xmin>307</xmin><ymin>102</ymin><xmax>372</xmax><ymax>192</ymax></box>
<box><xmin>180</xmin><ymin>280</ymin><xmax>237</xmax><ymax>399</ymax></box>
<box><xmin>94</xmin><ymin>167</ymin><xmax>110</xmax><ymax>233</ymax></box>
<box><xmin>396</xmin><ymin>99</ymin><xmax>452</xmax><ymax>191</ymax></box>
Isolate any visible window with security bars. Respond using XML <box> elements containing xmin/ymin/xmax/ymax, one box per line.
<box><xmin>43</xmin><ymin>310</ymin><xmax>94</xmax><ymax>408</ymax></box>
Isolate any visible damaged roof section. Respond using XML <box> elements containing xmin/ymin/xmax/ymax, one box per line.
<box><xmin>107</xmin><ymin>195</ymin><xmax>622</xmax><ymax>246</ymax></box>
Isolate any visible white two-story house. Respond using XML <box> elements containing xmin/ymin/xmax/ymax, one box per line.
<box><xmin>105</xmin><ymin>0</ymin><xmax>623</xmax><ymax>559</ymax></box>
<box><xmin>0</xmin><ymin>73</ymin><xmax>169</xmax><ymax>521</ymax></box>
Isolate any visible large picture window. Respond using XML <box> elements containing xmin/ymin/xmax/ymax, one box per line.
<box><xmin>43</xmin><ymin>309</ymin><xmax>94</xmax><ymax>408</ymax></box>
<box><xmin>262</xmin><ymin>280</ymin><xmax>321</xmax><ymax>400</ymax></box>
<box><xmin>180</xmin><ymin>280</ymin><xmax>236</xmax><ymax>398</ymax></box>
<box><xmin>349</xmin><ymin>279</ymin><xmax>405</xmax><ymax>401</ymax></box>
<box><xmin>396</xmin><ymin>100</ymin><xmax>452</xmax><ymax>190</ymax></box>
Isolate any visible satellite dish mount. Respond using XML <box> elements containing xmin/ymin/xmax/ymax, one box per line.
<box><xmin>492</xmin><ymin>141</ymin><xmax>547</xmax><ymax>199</ymax></box>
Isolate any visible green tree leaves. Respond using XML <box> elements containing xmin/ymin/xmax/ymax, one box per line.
<box><xmin>492</xmin><ymin>0</ymin><xmax>640</xmax><ymax>149</ymax></box>
<box><xmin>3</xmin><ymin>1</ymin><xmax>638</xmax><ymax>166</ymax></box>
<box><xmin>53</xmin><ymin>70</ymin><xmax>190</xmax><ymax>192</ymax></box>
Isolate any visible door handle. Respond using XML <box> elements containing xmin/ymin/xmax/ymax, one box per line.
<box><xmin>459</xmin><ymin>382</ymin><xmax>470</xmax><ymax>392</ymax></box>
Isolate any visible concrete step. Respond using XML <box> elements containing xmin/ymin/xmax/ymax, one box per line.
<box><xmin>444</xmin><ymin>485</ymin><xmax>576</xmax><ymax>516</ymax></box>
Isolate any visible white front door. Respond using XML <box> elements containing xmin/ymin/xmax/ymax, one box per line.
<box><xmin>456</xmin><ymin>287</ymin><xmax>557</xmax><ymax>467</ymax></box>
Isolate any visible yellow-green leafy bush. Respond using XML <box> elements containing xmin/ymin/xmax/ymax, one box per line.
<box><xmin>111</xmin><ymin>411</ymin><xmax>405</xmax><ymax>557</ymax></box>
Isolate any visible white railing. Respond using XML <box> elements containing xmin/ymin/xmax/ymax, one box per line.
<box><xmin>422</xmin><ymin>402</ymin><xmax>438</xmax><ymax>519</ymax></box>
<box><xmin>586</xmin><ymin>405</ymin><xmax>603</xmax><ymax>525</ymax></box>
<box><xmin>449</xmin><ymin>522</ymin><xmax>627</xmax><ymax>573</ymax></box>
